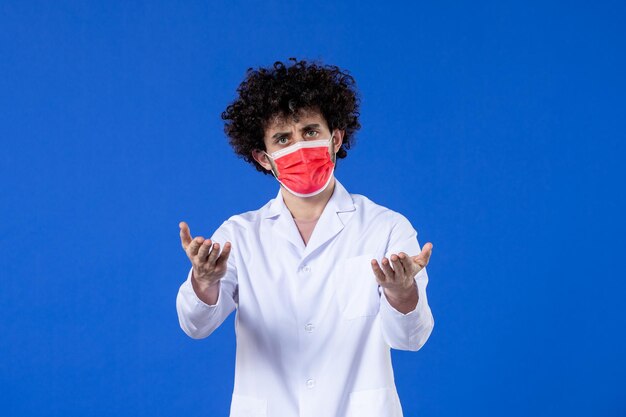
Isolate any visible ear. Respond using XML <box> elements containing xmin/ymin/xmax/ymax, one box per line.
<box><xmin>331</xmin><ymin>129</ymin><xmax>345</xmax><ymax>154</ymax></box>
<box><xmin>251</xmin><ymin>149</ymin><xmax>273</xmax><ymax>171</ymax></box>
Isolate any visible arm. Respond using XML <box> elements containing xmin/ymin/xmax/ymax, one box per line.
<box><xmin>176</xmin><ymin>220</ymin><xmax>238</xmax><ymax>339</ymax></box>
<box><xmin>375</xmin><ymin>212</ymin><xmax>435</xmax><ymax>351</ymax></box>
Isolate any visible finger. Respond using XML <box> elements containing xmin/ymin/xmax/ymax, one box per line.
<box><xmin>370</xmin><ymin>259</ymin><xmax>387</xmax><ymax>284</ymax></box>
<box><xmin>415</xmin><ymin>242</ymin><xmax>433</xmax><ymax>259</ymax></box>
<box><xmin>207</xmin><ymin>242</ymin><xmax>221</xmax><ymax>265</ymax></box>
<box><xmin>179</xmin><ymin>221</ymin><xmax>193</xmax><ymax>250</ymax></box>
<box><xmin>390</xmin><ymin>253</ymin><xmax>406</xmax><ymax>278</ymax></box>
<box><xmin>398</xmin><ymin>252</ymin><xmax>414</xmax><ymax>275</ymax></box>
<box><xmin>197</xmin><ymin>239</ymin><xmax>213</xmax><ymax>261</ymax></box>
<box><xmin>412</xmin><ymin>242</ymin><xmax>433</xmax><ymax>268</ymax></box>
<box><xmin>380</xmin><ymin>257</ymin><xmax>396</xmax><ymax>280</ymax></box>
<box><xmin>187</xmin><ymin>236</ymin><xmax>205</xmax><ymax>257</ymax></box>
<box><xmin>422</xmin><ymin>242</ymin><xmax>433</xmax><ymax>259</ymax></box>
<box><xmin>215</xmin><ymin>242</ymin><xmax>232</xmax><ymax>267</ymax></box>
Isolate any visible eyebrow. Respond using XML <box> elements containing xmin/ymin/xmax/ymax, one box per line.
<box><xmin>271</xmin><ymin>123</ymin><xmax>322</xmax><ymax>140</ymax></box>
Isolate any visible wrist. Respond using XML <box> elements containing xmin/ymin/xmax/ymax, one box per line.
<box><xmin>191</xmin><ymin>271</ymin><xmax>221</xmax><ymax>290</ymax></box>
<box><xmin>384</xmin><ymin>281</ymin><xmax>418</xmax><ymax>303</ymax></box>
<box><xmin>191</xmin><ymin>272</ymin><xmax>221</xmax><ymax>305</ymax></box>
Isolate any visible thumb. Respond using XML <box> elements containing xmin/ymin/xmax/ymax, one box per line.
<box><xmin>179</xmin><ymin>221</ymin><xmax>193</xmax><ymax>249</ymax></box>
<box><xmin>412</xmin><ymin>242</ymin><xmax>433</xmax><ymax>266</ymax></box>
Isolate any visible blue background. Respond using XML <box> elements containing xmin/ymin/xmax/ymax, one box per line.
<box><xmin>1</xmin><ymin>1</ymin><xmax>625</xmax><ymax>416</ymax></box>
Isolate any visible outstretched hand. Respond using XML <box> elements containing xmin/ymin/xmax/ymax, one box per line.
<box><xmin>371</xmin><ymin>242</ymin><xmax>433</xmax><ymax>301</ymax></box>
<box><xmin>179</xmin><ymin>221</ymin><xmax>232</xmax><ymax>288</ymax></box>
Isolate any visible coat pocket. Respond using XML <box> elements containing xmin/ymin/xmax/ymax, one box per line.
<box><xmin>347</xmin><ymin>387</ymin><xmax>402</xmax><ymax>417</ymax></box>
<box><xmin>333</xmin><ymin>253</ymin><xmax>380</xmax><ymax>320</ymax></box>
<box><xmin>229</xmin><ymin>394</ymin><xmax>267</xmax><ymax>417</ymax></box>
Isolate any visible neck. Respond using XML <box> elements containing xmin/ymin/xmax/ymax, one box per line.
<box><xmin>281</xmin><ymin>176</ymin><xmax>336</xmax><ymax>221</ymax></box>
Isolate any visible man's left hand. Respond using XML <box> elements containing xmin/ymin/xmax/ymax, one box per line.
<box><xmin>371</xmin><ymin>242</ymin><xmax>433</xmax><ymax>303</ymax></box>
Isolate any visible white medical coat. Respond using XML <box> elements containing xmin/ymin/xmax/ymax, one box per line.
<box><xmin>176</xmin><ymin>178</ymin><xmax>434</xmax><ymax>417</ymax></box>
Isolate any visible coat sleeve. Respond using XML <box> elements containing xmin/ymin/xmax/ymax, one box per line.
<box><xmin>175</xmin><ymin>220</ymin><xmax>238</xmax><ymax>339</ymax></box>
<box><xmin>378</xmin><ymin>212</ymin><xmax>435</xmax><ymax>351</ymax></box>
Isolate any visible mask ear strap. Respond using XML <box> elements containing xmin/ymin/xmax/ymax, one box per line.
<box><xmin>328</xmin><ymin>133</ymin><xmax>338</xmax><ymax>164</ymax></box>
<box><xmin>263</xmin><ymin>151</ymin><xmax>281</xmax><ymax>180</ymax></box>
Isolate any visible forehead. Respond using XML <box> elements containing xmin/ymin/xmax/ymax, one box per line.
<box><xmin>265</xmin><ymin>108</ymin><xmax>328</xmax><ymax>133</ymax></box>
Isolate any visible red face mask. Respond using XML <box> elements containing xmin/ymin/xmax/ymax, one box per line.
<box><xmin>264</xmin><ymin>136</ymin><xmax>336</xmax><ymax>197</ymax></box>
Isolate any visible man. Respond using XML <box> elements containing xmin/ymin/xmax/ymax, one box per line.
<box><xmin>176</xmin><ymin>58</ymin><xmax>434</xmax><ymax>417</ymax></box>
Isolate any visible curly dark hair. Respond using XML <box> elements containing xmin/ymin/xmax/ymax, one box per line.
<box><xmin>221</xmin><ymin>58</ymin><xmax>361</xmax><ymax>174</ymax></box>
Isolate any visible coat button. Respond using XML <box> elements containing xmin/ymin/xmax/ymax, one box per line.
<box><xmin>306</xmin><ymin>379</ymin><xmax>315</xmax><ymax>388</ymax></box>
<box><xmin>304</xmin><ymin>323</ymin><xmax>314</xmax><ymax>332</ymax></box>
<box><xmin>302</xmin><ymin>265</ymin><xmax>311</xmax><ymax>273</ymax></box>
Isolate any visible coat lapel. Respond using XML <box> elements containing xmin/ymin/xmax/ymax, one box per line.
<box><xmin>263</xmin><ymin>178</ymin><xmax>357</xmax><ymax>260</ymax></box>
<box><xmin>302</xmin><ymin>179</ymin><xmax>356</xmax><ymax>259</ymax></box>
<box><xmin>264</xmin><ymin>191</ymin><xmax>306</xmax><ymax>254</ymax></box>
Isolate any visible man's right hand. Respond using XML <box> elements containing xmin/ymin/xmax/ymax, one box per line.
<box><xmin>179</xmin><ymin>221</ymin><xmax>232</xmax><ymax>289</ymax></box>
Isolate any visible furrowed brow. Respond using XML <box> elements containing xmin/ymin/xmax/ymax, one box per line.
<box><xmin>300</xmin><ymin>123</ymin><xmax>321</xmax><ymax>131</ymax></box>
<box><xmin>271</xmin><ymin>124</ymin><xmax>321</xmax><ymax>140</ymax></box>
<box><xmin>272</xmin><ymin>131</ymin><xmax>291</xmax><ymax>140</ymax></box>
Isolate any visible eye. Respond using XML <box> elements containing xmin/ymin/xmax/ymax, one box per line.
<box><xmin>276</xmin><ymin>136</ymin><xmax>289</xmax><ymax>145</ymax></box>
<box><xmin>305</xmin><ymin>130</ymin><xmax>319</xmax><ymax>138</ymax></box>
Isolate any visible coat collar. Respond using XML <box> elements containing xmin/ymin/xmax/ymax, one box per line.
<box><xmin>264</xmin><ymin>177</ymin><xmax>355</xmax><ymax>219</ymax></box>
<box><xmin>263</xmin><ymin>178</ymin><xmax>357</xmax><ymax>260</ymax></box>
